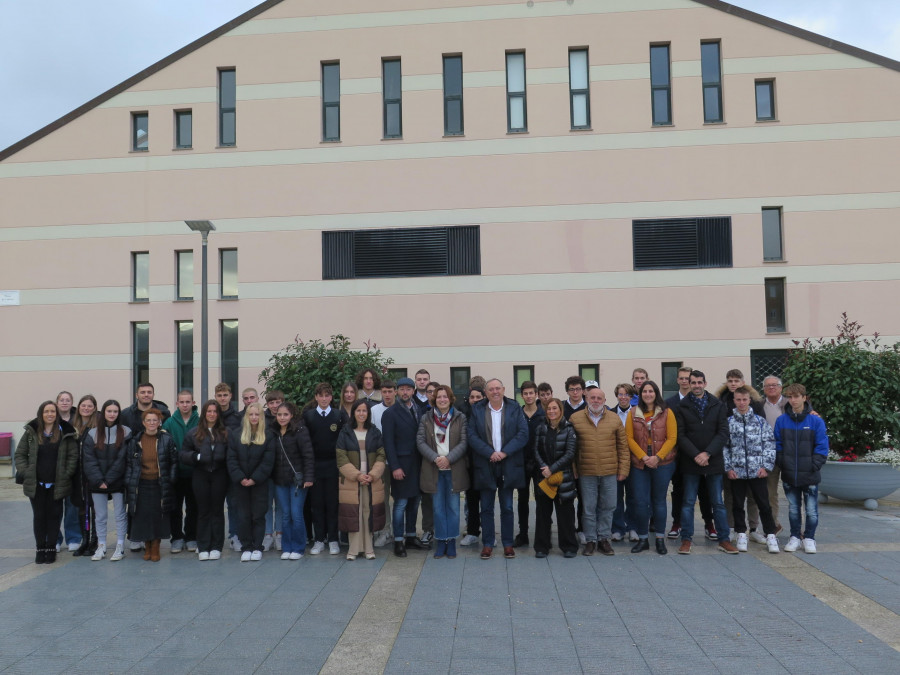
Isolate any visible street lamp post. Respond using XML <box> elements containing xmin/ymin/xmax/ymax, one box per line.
<box><xmin>185</xmin><ymin>220</ymin><xmax>216</xmax><ymax>404</ymax></box>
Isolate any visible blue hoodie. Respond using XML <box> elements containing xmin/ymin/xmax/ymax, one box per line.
<box><xmin>774</xmin><ymin>403</ymin><xmax>829</xmax><ymax>487</ymax></box>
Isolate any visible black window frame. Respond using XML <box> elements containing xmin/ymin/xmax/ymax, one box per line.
<box><xmin>322</xmin><ymin>61</ymin><xmax>341</xmax><ymax>142</ymax></box>
<box><xmin>132</xmin><ymin>251</ymin><xmax>149</xmax><ymax>302</ymax></box>
<box><xmin>220</xmin><ymin>319</ymin><xmax>239</xmax><ymax>396</ymax></box>
<box><xmin>568</xmin><ymin>48</ymin><xmax>591</xmax><ymax>130</ymax></box>
<box><xmin>755</xmin><ymin>79</ymin><xmax>776</xmax><ymax>121</ymax></box>
<box><xmin>382</xmin><ymin>58</ymin><xmax>402</xmax><ymax>139</ymax></box>
<box><xmin>765</xmin><ymin>277</ymin><xmax>787</xmax><ymax>333</ymax></box>
<box><xmin>176</xmin><ymin>320</ymin><xmax>194</xmax><ymax>393</ymax></box>
<box><xmin>650</xmin><ymin>44</ymin><xmax>672</xmax><ymax>126</ymax></box>
<box><xmin>750</xmin><ymin>349</ymin><xmax>792</xmax><ymax>392</ymax></box>
<box><xmin>175</xmin><ymin>109</ymin><xmax>193</xmax><ymax>149</ymax></box>
<box><xmin>579</xmin><ymin>364</ymin><xmax>599</xmax><ymax>385</ymax></box>
<box><xmin>701</xmin><ymin>41</ymin><xmax>724</xmax><ymax>123</ymax></box>
<box><xmin>762</xmin><ymin>207</ymin><xmax>784</xmax><ymax>262</ymax></box>
<box><xmin>443</xmin><ymin>54</ymin><xmax>464</xmax><ymax>136</ymax></box>
<box><xmin>132</xmin><ymin>321</ymin><xmax>150</xmax><ymax>393</ymax></box>
<box><xmin>175</xmin><ymin>250</ymin><xmax>194</xmax><ymax>301</ymax></box>
<box><xmin>218</xmin><ymin>68</ymin><xmax>236</xmax><ymax>147</ymax></box>
<box><xmin>387</xmin><ymin>367</ymin><xmax>408</xmax><ymax>381</ymax></box>
<box><xmin>450</xmin><ymin>367</ymin><xmax>472</xmax><ymax>403</ymax></box>
<box><xmin>219</xmin><ymin>248</ymin><xmax>238</xmax><ymax>300</ymax></box>
<box><xmin>661</xmin><ymin>361</ymin><xmax>683</xmax><ymax>400</ymax></box>
<box><xmin>131</xmin><ymin>112</ymin><xmax>148</xmax><ymax>152</ymax></box>
<box><xmin>506</xmin><ymin>51</ymin><xmax>527</xmax><ymax>133</ymax></box>
<box><xmin>513</xmin><ymin>365</ymin><xmax>535</xmax><ymax>405</ymax></box>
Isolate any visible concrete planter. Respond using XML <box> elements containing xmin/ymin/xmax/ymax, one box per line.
<box><xmin>819</xmin><ymin>460</ymin><xmax>900</xmax><ymax>510</ymax></box>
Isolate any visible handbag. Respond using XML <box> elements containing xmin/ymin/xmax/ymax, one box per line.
<box><xmin>278</xmin><ymin>435</ymin><xmax>304</xmax><ymax>490</ymax></box>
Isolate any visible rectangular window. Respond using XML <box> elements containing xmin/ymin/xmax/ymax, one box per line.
<box><xmin>650</xmin><ymin>44</ymin><xmax>672</xmax><ymax>126</ymax></box>
<box><xmin>383</xmin><ymin>58</ymin><xmax>402</xmax><ymax>139</ymax></box>
<box><xmin>750</xmin><ymin>349</ymin><xmax>791</xmax><ymax>392</ymax></box>
<box><xmin>387</xmin><ymin>367</ymin><xmax>408</xmax><ymax>381</ymax></box>
<box><xmin>322</xmin><ymin>62</ymin><xmax>340</xmax><ymax>141</ymax></box>
<box><xmin>131</xmin><ymin>112</ymin><xmax>148</xmax><ymax>151</ymax></box>
<box><xmin>175</xmin><ymin>110</ymin><xmax>192</xmax><ymax>149</ymax></box>
<box><xmin>765</xmin><ymin>278</ymin><xmax>786</xmax><ymax>333</ymax></box>
<box><xmin>450</xmin><ymin>367</ymin><xmax>471</xmax><ymax>403</ymax></box>
<box><xmin>323</xmin><ymin>225</ymin><xmax>480</xmax><ymax>279</ymax></box>
<box><xmin>755</xmin><ymin>79</ymin><xmax>776</xmax><ymax>121</ymax></box>
<box><xmin>443</xmin><ymin>55</ymin><xmax>464</xmax><ymax>136</ymax></box>
<box><xmin>132</xmin><ymin>252</ymin><xmax>149</xmax><ymax>302</ymax></box>
<box><xmin>569</xmin><ymin>49</ymin><xmax>590</xmax><ymax>129</ymax></box>
<box><xmin>219</xmin><ymin>248</ymin><xmax>238</xmax><ymax>299</ymax></box>
<box><xmin>514</xmin><ymin>365</ymin><xmax>535</xmax><ymax>405</ymax></box>
<box><xmin>218</xmin><ymin>68</ymin><xmax>236</xmax><ymax>146</ymax></box>
<box><xmin>701</xmin><ymin>41</ymin><xmax>723</xmax><ymax>123</ymax></box>
<box><xmin>176</xmin><ymin>250</ymin><xmax>193</xmax><ymax>300</ymax></box>
<box><xmin>132</xmin><ymin>322</ymin><xmax>149</xmax><ymax>393</ymax></box>
<box><xmin>220</xmin><ymin>320</ymin><xmax>239</xmax><ymax>395</ymax></box>
<box><xmin>579</xmin><ymin>364</ymin><xmax>599</xmax><ymax>385</ymax></box>
<box><xmin>176</xmin><ymin>321</ymin><xmax>194</xmax><ymax>393</ymax></box>
<box><xmin>632</xmin><ymin>217</ymin><xmax>732</xmax><ymax>270</ymax></box>
<box><xmin>506</xmin><ymin>52</ymin><xmax>527</xmax><ymax>132</ymax></box>
<box><xmin>762</xmin><ymin>207</ymin><xmax>784</xmax><ymax>261</ymax></box>
<box><xmin>661</xmin><ymin>361</ymin><xmax>682</xmax><ymax>400</ymax></box>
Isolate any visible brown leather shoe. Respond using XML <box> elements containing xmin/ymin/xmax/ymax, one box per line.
<box><xmin>678</xmin><ymin>540</ymin><xmax>692</xmax><ymax>555</ymax></box>
<box><xmin>718</xmin><ymin>540</ymin><xmax>739</xmax><ymax>555</ymax></box>
<box><xmin>503</xmin><ymin>546</ymin><xmax>515</xmax><ymax>559</ymax></box>
<box><xmin>598</xmin><ymin>539</ymin><xmax>614</xmax><ymax>556</ymax></box>
<box><xmin>583</xmin><ymin>541</ymin><xmax>595</xmax><ymax>556</ymax></box>
<box><xmin>143</xmin><ymin>541</ymin><xmax>152</xmax><ymax>561</ymax></box>
<box><xmin>480</xmin><ymin>546</ymin><xmax>493</xmax><ymax>560</ymax></box>
<box><xmin>150</xmin><ymin>539</ymin><xmax>161</xmax><ymax>562</ymax></box>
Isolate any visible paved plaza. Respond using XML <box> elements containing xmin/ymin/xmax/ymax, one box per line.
<box><xmin>0</xmin><ymin>478</ymin><xmax>898</xmax><ymax>674</ymax></box>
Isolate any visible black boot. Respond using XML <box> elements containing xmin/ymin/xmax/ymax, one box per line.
<box><xmin>655</xmin><ymin>538</ymin><xmax>668</xmax><ymax>555</ymax></box>
<box><xmin>631</xmin><ymin>539</ymin><xmax>650</xmax><ymax>553</ymax></box>
<box><xmin>46</xmin><ymin>549</ymin><xmax>57</xmax><ymax>564</ymax></box>
<box><xmin>35</xmin><ymin>549</ymin><xmax>45</xmax><ymax>564</ymax></box>
<box><xmin>514</xmin><ymin>533</ymin><xmax>529</xmax><ymax>548</ymax></box>
<box><xmin>73</xmin><ymin>524</ymin><xmax>90</xmax><ymax>557</ymax></box>
<box><xmin>86</xmin><ymin>524</ymin><xmax>98</xmax><ymax>556</ymax></box>
<box><xmin>405</xmin><ymin>536</ymin><xmax>430</xmax><ymax>551</ymax></box>
<box><xmin>393</xmin><ymin>540</ymin><xmax>407</xmax><ymax>557</ymax></box>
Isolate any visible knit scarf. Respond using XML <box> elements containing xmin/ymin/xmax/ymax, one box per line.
<box><xmin>433</xmin><ymin>408</ymin><xmax>454</xmax><ymax>444</ymax></box>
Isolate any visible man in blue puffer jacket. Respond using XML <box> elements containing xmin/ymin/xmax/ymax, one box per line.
<box><xmin>774</xmin><ymin>383</ymin><xmax>829</xmax><ymax>555</ymax></box>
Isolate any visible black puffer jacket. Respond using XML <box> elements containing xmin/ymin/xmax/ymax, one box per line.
<box><xmin>226</xmin><ymin>429</ymin><xmax>275</xmax><ymax>485</ymax></box>
<box><xmin>675</xmin><ymin>393</ymin><xmax>729</xmax><ymax>476</ymax></box>
<box><xmin>180</xmin><ymin>428</ymin><xmax>228</xmax><ymax>472</ymax></box>
<box><xmin>82</xmin><ymin>425</ymin><xmax>131</xmax><ymax>493</ymax></box>
<box><xmin>271</xmin><ymin>422</ymin><xmax>315</xmax><ymax>487</ymax></box>
<box><xmin>124</xmin><ymin>430</ymin><xmax>178</xmax><ymax>513</ymax></box>
<box><xmin>533</xmin><ymin>420</ymin><xmax>578</xmax><ymax>502</ymax></box>
<box><xmin>120</xmin><ymin>400</ymin><xmax>171</xmax><ymax>433</ymax></box>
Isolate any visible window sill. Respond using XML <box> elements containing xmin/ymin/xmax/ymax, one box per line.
<box><xmin>381</xmin><ymin>136</ymin><xmax>403</xmax><ymax>141</ymax></box>
<box><xmin>703</xmin><ymin>121</ymin><xmax>726</xmax><ymax>126</ymax></box>
<box><xmin>507</xmin><ymin>130</ymin><xmax>528</xmax><ymax>135</ymax></box>
<box><xmin>762</xmin><ymin>259</ymin><xmax>787</xmax><ymax>264</ymax></box>
<box><xmin>130</xmin><ymin>299</ymin><xmax>149</xmax><ymax>304</ymax></box>
<box><xmin>173</xmin><ymin>147</ymin><xmax>193</xmax><ymax>151</ymax></box>
<box><xmin>219</xmin><ymin>297</ymin><xmax>239</xmax><ymax>301</ymax></box>
<box><xmin>756</xmin><ymin>119</ymin><xmax>779</xmax><ymax>123</ymax></box>
<box><xmin>321</xmin><ymin>139</ymin><xmax>342</xmax><ymax>144</ymax></box>
<box><xmin>651</xmin><ymin>123</ymin><xmax>674</xmax><ymax>129</ymax></box>
<box><xmin>129</xmin><ymin>149</ymin><xmax>149</xmax><ymax>154</ymax></box>
<box><xmin>442</xmin><ymin>134</ymin><xmax>465</xmax><ymax>138</ymax></box>
<box><xmin>766</xmin><ymin>330</ymin><xmax>790</xmax><ymax>336</ymax></box>
<box><xmin>174</xmin><ymin>298</ymin><xmax>194</xmax><ymax>303</ymax></box>
<box><xmin>216</xmin><ymin>145</ymin><xmax>237</xmax><ymax>150</ymax></box>
<box><xmin>570</xmin><ymin>127</ymin><xmax>592</xmax><ymax>132</ymax></box>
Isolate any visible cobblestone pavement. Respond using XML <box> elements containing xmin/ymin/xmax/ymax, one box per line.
<box><xmin>0</xmin><ymin>476</ymin><xmax>898</xmax><ymax>673</ymax></box>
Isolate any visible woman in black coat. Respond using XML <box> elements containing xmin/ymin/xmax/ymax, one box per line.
<box><xmin>532</xmin><ymin>398</ymin><xmax>579</xmax><ymax>558</ymax></box>
<box><xmin>180</xmin><ymin>400</ymin><xmax>229</xmax><ymax>560</ymax></box>
<box><xmin>271</xmin><ymin>402</ymin><xmax>314</xmax><ymax>560</ymax></box>
<box><xmin>227</xmin><ymin>403</ymin><xmax>275</xmax><ymax>561</ymax></box>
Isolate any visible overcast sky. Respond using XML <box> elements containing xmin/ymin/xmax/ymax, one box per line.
<box><xmin>1</xmin><ymin>0</ymin><xmax>898</xmax><ymax>152</ymax></box>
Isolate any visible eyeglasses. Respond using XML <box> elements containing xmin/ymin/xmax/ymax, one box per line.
<box><xmin>567</xmin><ymin>387</ymin><xmax>582</xmax><ymax>393</ymax></box>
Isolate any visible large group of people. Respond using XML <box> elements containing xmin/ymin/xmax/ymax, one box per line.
<box><xmin>13</xmin><ymin>365</ymin><xmax>830</xmax><ymax>564</ymax></box>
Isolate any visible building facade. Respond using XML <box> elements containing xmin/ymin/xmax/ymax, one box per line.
<box><xmin>2</xmin><ymin>0</ymin><xmax>899</xmax><ymax>436</ymax></box>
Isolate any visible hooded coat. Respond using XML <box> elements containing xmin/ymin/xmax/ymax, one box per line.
<box><xmin>15</xmin><ymin>419</ymin><xmax>79</xmax><ymax>500</ymax></box>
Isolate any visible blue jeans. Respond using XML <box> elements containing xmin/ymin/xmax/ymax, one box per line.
<box><xmin>578</xmin><ymin>475</ymin><xmax>617</xmax><ymax>542</ymax></box>
<box><xmin>480</xmin><ymin>487</ymin><xmax>515</xmax><ymax>547</ymax></box>
<box><xmin>783</xmin><ymin>483</ymin><xmax>819</xmax><ymax>540</ymax></box>
<box><xmin>392</xmin><ymin>495</ymin><xmax>421</xmax><ymax>541</ymax></box>
<box><xmin>612</xmin><ymin>480</ymin><xmax>629</xmax><ymax>535</ymax></box>
<box><xmin>680</xmin><ymin>473</ymin><xmax>730</xmax><ymax>543</ymax></box>
<box><xmin>627</xmin><ymin>462</ymin><xmax>677</xmax><ymax>538</ymax></box>
<box><xmin>432</xmin><ymin>471</ymin><xmax>460</xmax><ymax>540</ymax></box>
<box><xmin>60</xmin><ymin>496</ymin><xmax>81</xmax><ymax>545</ymax></box>
<box><xmin>264</xmin><ymin>479</ymin><xmax>281</xmax><ymax>535</ymax></box>
<box><xmin>275</xmin><ymin>484</ymin><xmax>308</xmax><ymax>554</ymax></box>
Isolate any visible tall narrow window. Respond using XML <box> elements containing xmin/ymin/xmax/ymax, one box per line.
<box><xmin>132</xmin><ymin>322</ymin><xmax>149</xmax><ymax>393</ymax></box>
<box><xmin>443</xmin><ymin>55</ymin><xmax>464</xmax><ymax>136</ymax></box>
<box><xmin>218</xmin><ymin>68</ymin><xmax>236</xmax><ymax>146</ymax></box>
<box><xmin>569</xmin><ymin>49</ymin><xmax>590</xmax><ymax>129</ymax></box>
<box><xmin>506</xmin><ymin>52</ymin><xmax>527</xmax><ymax>132</ymax></box>
<box><xmin>762</xmin><ymin>208</ymin><xmax>784</xmax><ymax>262</ymax></box>
<box><xmin>131</xmin><ymin>112</ymin><xmax>148</xmax><ymax>151</ymax></box>
<box><xmin>701</xmin><ymin>41</ymin><xmax>723</xmax><ymax>123</ymax></box>
<box><xmin>765</xmin><ymin>278</ymin><xmax>786</xmax><ymax>333</ymax></box>
<box><xmin>322</xmin><ymin>62</ymin><xmax>340</xmax><ymax>141</ymax></box>
<box><xmin>650</xmin><ymin>44</ymin><xmax>672</xmax><ymax>126</ymax></box>
<box><xmin>220</xmin><ymin>320</ymin><xmax>239</xmax><ymax>395</ymax></box>
<box><xmin>661</xmin><ymin>362</ymin><xmax>682</xmax><ymax>400</ymax></box>
<box><xmin>175</xmin><ymin>110</ymin><xmax>192</xmax><ymax>149</ymax></box>
<box><xmin>383</xmin><ymin>58</ymin><xmax>402</xmax><ymax>139</ymax></box>
<box><xmin>176</xmin><ymin>250</ymin><xmax>193</xmax><ymax>300</ymax></box>
<box><xmin>579</xmin><ymin>364</ymin><xmax>599</xmax><ymax>385</ymax></box>
<box><xmin>176</xmin><ymin>321</ymin><xmax>194</xmax><ymax>392</ymax></box>
<box><xmin>219</xmin><ymin>248</ymin><xmax>238</xmax><ymax>299</ymax></box>
<box><xmin>132</xmin><ymin>252</ymin><xmax>149</xmax><ymax>302</ymax></box>
<box><xmin>514</xmin><ymin>365</ymin><xmax>535</xmax><ymax>405</ymax></box>
<box><xmin>450</xmin><ymin>367</ymin><xmax>471</xmax><ymax>402</ymax></box>
<box><xmin>755</xmin><ymin>79</ymin><xmax>776</xmax><ymax>121</ymax></box>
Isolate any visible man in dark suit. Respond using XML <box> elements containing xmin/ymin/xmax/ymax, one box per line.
<box><xmin>382</xmin><ymin>377</ymin><xmax>429</xmax><ymax>557</ymax></box>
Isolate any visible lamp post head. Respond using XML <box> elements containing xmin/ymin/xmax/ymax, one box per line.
<box><xmin>185</xmin><ymin>220</ymin><xmax>216</xmax><ymax>235</ymax></box>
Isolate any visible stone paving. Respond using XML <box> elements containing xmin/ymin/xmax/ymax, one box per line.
<box><xmin>0</xmin><ymin>481</ymin><xmax>898</xmax><ymax>673</ymax></box>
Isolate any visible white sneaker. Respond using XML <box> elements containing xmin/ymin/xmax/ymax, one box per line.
<box><xmin>289</xmin><ymin>552</ymin><xmax>303</xmax><ymax>560</ymax></box>
<box><xmin>736</xmin><ymin>533</ymin><xmax>749</xmax><ymax>552</ymax></box>
<box><xmin>209</xmin><ymin>550</ymin><xmax>221</xmax><ymax>560</ymax></box>
<box><xmin>275</xmin><ymin>533</ymin><xmax>282</xmax><ymax>551</ymax></box>
<box><xmin>281</xmin><ymin>552</ymin><xmax>291</xmax><ymax>560</ymax></box>
<box><xmin>611</xmin><ymin>532</ymin><xmax>623</xmax><ymax>542</ymax></box>
<box><xmin>460</xmin><ymin>534</ymin><xmax>479</xmax><ymax>546</ymax></box>
<box><xmin>240</xmin><ymin>550</ymin><xmax>252</xmax><ymax>562</ymax></box>
<box><xmin>68</xmin><ymin>542</ymin><xmax>81</xmax><ymax>552</ymax></box>
<box><xmin>198</xmin><ymin>551</ymin><xmax>210</xmax><ymax>561</ymax></box>
<box><xmin>803</xmin><ymin>538</ymin><xmax>817</xmax><ymax>554</ymax></box>
<box><xmin>310</xmin><ymin>541</ymin><xmax>325</xmax><ymax>555</ymax></box>
<box><xmin>129</xmin><ymin>540</ymin><xmax>143</xmax><ymax>552</ymax></box>
<box><xmin>628</xmin><ymin>530</ymin><xmax>639</xmax><ymax>542</ymax></box>
<box><xmin>373</xmin><ymin>531</ymin><xmax>391</xmax><ymax>548</ymax></box>
<box><xmin>262</xmin><ymin>534</ymin><xmax>274</xmax><ymax>551</ymax></box>
<box><xmin>170</xmin><ymin>539</ymin><xmax>184</xmax><ymax>554</ymax></box>
<box><xmin>749</xmin><ymin>531</ymin><xmax>767</xmax><ymax>545</ymax></box>
<box><xmin>56</xmin><ymin>543</ymin><xmax>61</xmax><ymax>552</ymax></box>
<box><xmin>250</xmin><ymin>550</ymin><xmax>262</xmax><ymax>561</ymax></box>
<box><xmin>766</xmin><ymin>534</ymin><xmax>780</xmax><ymax>554</ymax></box>
<box><xmin>186</xmin><ymin>541</ymin><xmax>198</xmax><ymax>552</ymax></box>
<box><xmin>329</xmin><ymin>541</ymin><xmax>340</xmax><ymax>555</ymax></box>
<box><xmin>577</xmin><ymin>532</ymin><xmax>587</xmax><ymax>545</ymax></box>
<box><xmin>110</xmin><ymin>544</ymin><xmax>125</xmax><ymax>561</ymax></box>
<box><xmin>784</xmin><ymin>536</ymin><xmax>802</xmax><ymax>552</ymax></box>
<box><xmin>231</xmin><ymin>535</ymin><xmax>242</xmax><ymax>551</ymax></box>
<box><xmin>91</xmin><ymin>545</ymin><xmax>106</xmax><ymax>561</ymax></box>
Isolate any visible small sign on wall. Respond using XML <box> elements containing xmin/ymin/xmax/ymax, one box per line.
<box><xmin>0</xmin><ymin>291</ymin><xmax>21</xmax><ymax>306</ymax></box>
